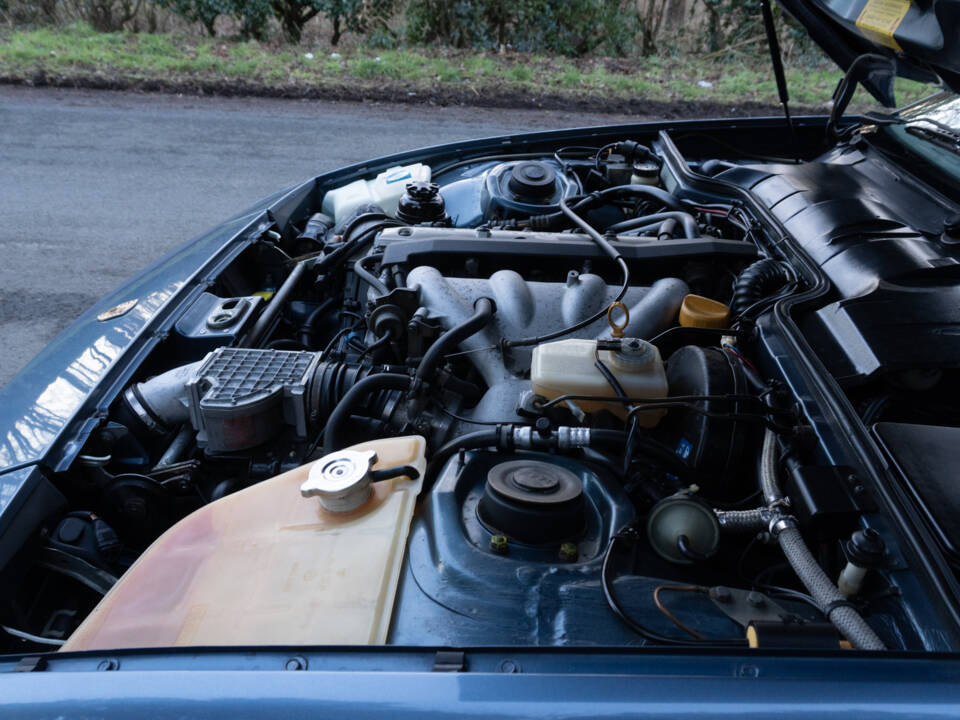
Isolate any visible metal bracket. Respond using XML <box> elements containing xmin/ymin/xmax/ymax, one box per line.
<box><xmin>13</xmin><ymin>656</ymin><xmax>48</xmax><ymax>673</ymax></box>
<box><xmin>709</xmin><ymin>586</ymin><xmax>793</xmax><ymax>628</ymax></box>
<box><xmin>432</xmin><ymin>650</ymin><xmax>466</xmax><ymax>672</ymax></box>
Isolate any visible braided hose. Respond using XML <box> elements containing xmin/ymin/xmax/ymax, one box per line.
<box><xmin>715</xmin><ymin>508</ymin><xmax>768</xmax><ymax>533</ymax></box>
<box><xmin>778</xmin><ymin>525</ymin><xmax>886</xmax><ymax>650</ymax></box>
<box><xmin>721</xmin><ymin>429</ymin><xmax>886</xmax><ymax>650</ymax></box>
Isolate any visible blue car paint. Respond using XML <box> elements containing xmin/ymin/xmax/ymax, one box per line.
<box><xmin>3</xmin><ymin>648</ymin><xmax>960</xmax><ymax>717</ymax></box>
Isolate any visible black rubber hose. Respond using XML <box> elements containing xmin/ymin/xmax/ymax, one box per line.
<box><xmin>415</xmin><ymin>297</ymin><xmax>495</xmax><ymax>383</ymax></box>
<box><xmin>657</xmin><ymin>218</ymin><xmax>678</xmax><ymax>241</ymax></box>
<box><xmin>322</xmin><ymin>372</ymin><xmax>413</xmax><ymax>454</ymax></box>
<box><xmin>607</xmin><ymin>211</ymin><xmax>698</xmax><ymax>238</ymax></box>
<box><xmin>422</xmin><ymin>428</ymin><xmax>501</xmax><ymax>496</ymax></box>
<box><xmin>244</xmin><ymin>260</ymin><xmax>309</xmax><ymax>347</ymax></box>
<box><xmin>731</xmin><ymin>258</ymin><xmax>791</xmax><ymax>314</ymax></box>
<box><xmin>352</xmin><ymin>254</ymin><xmax>390</xmax><ymax>297</ymax></box>
<box><xmin>527</xmin><ymin>184</ymin><xmax>683</xmax><ymax>231</ymax></box>
<box><xmin>606</xmin><ymin>184</ymin><xmax>685</xmax><ymax>211</ymax></box>
<box><xmin>699</xmin><ymin>159</ymin><xmax>737</xmax><ymax>176</ymax></box>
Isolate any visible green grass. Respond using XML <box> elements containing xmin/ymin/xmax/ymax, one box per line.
<box><xmin>0</xmin><ymin>23</ymin><xmax>936</xmax><ymax>109</ymax></box>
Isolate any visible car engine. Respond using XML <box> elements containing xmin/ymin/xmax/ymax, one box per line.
<box><xmin>5</xmin><ymin>126</ymin><xmax>958</xmax><ymax>654</ymax></box>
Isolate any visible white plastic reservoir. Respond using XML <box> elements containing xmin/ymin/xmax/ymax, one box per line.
<box><xmin>321</xmin><ymin>163</ymin><xmax>431</xmax><ymax>222</ymax></box>
<box><xmin>62</xmin><ymin>436</ymin><xmax>427</xmax><ymax>650</ymax></box>
<box><xmin>531</xmin><ymin>338</ymin><xmax>668</xmax><ymax>425</ymax></box>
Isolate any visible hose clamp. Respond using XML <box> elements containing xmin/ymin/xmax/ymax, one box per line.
<box><xmin>769</xmin><ymin>515</ymin><xmax>798</xmax><ymax>537</ymax></box>
<box><xmin>557</xmin><ymin>427</ymin><xmax>591</xmax><ymax>449</ymax></box>
<box><xmin>123</xmin><ymin>386</ymin><xmax>165</xmax><ymax>434</ymax></box>
<box><xmin>512</xmin><ymin>426</ymin><xmax>534</xmax><ymax>449</ymax></box>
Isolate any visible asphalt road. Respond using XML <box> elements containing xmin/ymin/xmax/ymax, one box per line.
<box><xmin>0</xmin><ymin>86</ymin><xmax>646</xmax><ymax>388</ymax></box>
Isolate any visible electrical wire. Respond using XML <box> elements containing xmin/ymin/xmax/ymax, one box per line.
<box><xmin>554</xmin><ymin>145</ymin><xmax>601</xmax><ymax>176</ymax></box>
<box><xmin>594</xmin><ymin>142</ymin><xmax>619</xmax><ymax>171</ymax></box>
<box><xmin>653</xmin><ymin>585</ymin><xmax>710</xmax><ymax>640</ymax></box>
<box><xmin>539</xmin><ymin>392</ymin><xmax>761</xmax><ymax>408</ymax></box>
<box><xmin>320</xmin><ymin>325</ymin><xmax>362</xmax><ymax>359</ymax></box>
<box><xmin>737</xmin><ymin>535</ymin><xmax>819</xmax><ymax>611</ymax></box>
<box><xmin>2</xmin><ymin>624</ymin><xmax>65</xmax><ymax>647</ymax></box>
<box><xmin>502</xmin><ymin>202</ymin><xmax>630</xmax><ymax>348</ymax></box>
<box><xmin>431</xmin><ymin>402</ymin><xmax>516</xmax><ymax>426</ymax></box>
<box><xmin>601</xmin><ymin>531</ymin><xmax>747</xmax><ymax>646</ymax></box>
<box><xmin>594</xmin><ymin>348</ymin><xmax>639</xmax><ymax>473</ymax></box>
<box><xmin>357</xmin><ymin>329</ymin><xmax>394</xmax><ymax>360</ymax></box>
<box><xmin>537</xmin><ymin>392</ymin><xmax>790</xmax><ymax>429</ymax></box>
<box><xmin>722</xmin><ymin>344</ymin><xmax>759</xmax><ymax>374</ymax></box>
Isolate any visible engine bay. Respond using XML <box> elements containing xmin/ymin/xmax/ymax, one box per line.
<box><xmin>6</xmin><ymin>122</ymin><xmax>960</xmax><ymax>654</ymax></box>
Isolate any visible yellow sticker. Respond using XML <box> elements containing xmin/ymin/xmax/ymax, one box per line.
<box><xmin>856</xmin><ymin>0</ymin><xmax>910</xmax><ymax>52</ymax></box>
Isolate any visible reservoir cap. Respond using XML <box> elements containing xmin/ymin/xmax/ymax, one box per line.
<box><xmin>302</xmin><ymin>449</ymin><xmax>378</xmax><ymax>512</ymax></box>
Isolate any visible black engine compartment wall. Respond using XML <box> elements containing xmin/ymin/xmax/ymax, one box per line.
<box><xmin>722</xmin><ymin>143</ymin><xmax>960</xmax><ymax>383</ymax></box>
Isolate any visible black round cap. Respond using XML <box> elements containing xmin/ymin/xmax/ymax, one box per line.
<box><xmin>846</xmin><ymin>528</ymin><xmax>885</xmax><ymax>566</ymax></box>
<box><xmin>507</xmin><ymin>161</ymin><xmax>557</xmax><ymax>200</ymax></box>
<box><xmin>397</xmin><ymin>181</ymin><xmax>445</xmax><ymax>224</ymax></box>
<box><xmin>478</xmin><ymin>460</ymin><xmax>585</xmax><ymax>544</ymax></box>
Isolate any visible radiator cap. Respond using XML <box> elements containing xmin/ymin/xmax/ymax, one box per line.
<box><xmin>301</xmin><ymin>449</ymin><xmax>378</xmax><ymax>512</ymax></box>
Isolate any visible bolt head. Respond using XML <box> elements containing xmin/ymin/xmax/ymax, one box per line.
<box><xmin>490</xmin><ymin>534</ymin><xmax>508</xmax><ymax>555</ymax></box>
<box><xmin>285</xmin><ymin>657</ymin><xmax>308</xmax><ymax>671</ymax></box>
<box><xmin>558</xmin><ymin>542</ymin><xmax>578</xmax><ymax>562</ymax></box>
<box><xmin>710</xmin><ymin>586</ymin><xmax>732</xmax><ymax>603</ymax></box>
<box><xmin>747</xmin><ymin>591</ymin><xmax>766</xmax><ymax>608</ymax></box>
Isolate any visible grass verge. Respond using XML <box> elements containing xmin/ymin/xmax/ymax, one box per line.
<box><xmin>0</xmin><ymin>23</ymin><xmax>935</xmax><ymax>113</ymax></box>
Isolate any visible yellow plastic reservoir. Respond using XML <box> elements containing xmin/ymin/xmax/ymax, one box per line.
<box><xmin>678</xmin><ymin>294</ymin><xmax>730</xmax><ymax>329</ymax></box>
<box><xmin>62</xmin><ymin>436</ymin><xmax>427</xmax><ymax>651</ymax></box>
<box><xmin>530</xmin><ymin>338</ymin><xmax>667</xmax><ymax>425</ymax></box>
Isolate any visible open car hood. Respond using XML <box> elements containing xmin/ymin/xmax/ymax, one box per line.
<box><xmin>777</xmin><ymin>0</ymin><xmax>960</xmax><ymax>104</ymax></box>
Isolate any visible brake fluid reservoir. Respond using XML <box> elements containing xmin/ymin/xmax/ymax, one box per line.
<box><xmin>61</xmin><ymin>436</ymin><xmax>426</xmax><ymax>650</ymax></box>
<box><xmin>321</xmin><ymin>163</ymin><xmax>431</xmax><ymax>222</ymax></box>
<box><xmin>530</xmin><ymin>338</ymin><xmax>667</xmax><ymax>425</ymax></box>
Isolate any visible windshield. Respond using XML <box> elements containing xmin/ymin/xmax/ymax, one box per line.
<box><xmin>884</xmin><ymin>92</ymin><xmax>960</xmax><ymax>181</ymax></box>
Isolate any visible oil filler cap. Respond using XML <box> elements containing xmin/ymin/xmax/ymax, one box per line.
<box><xmin>301</xmin><ymin>449</ymin><xmax>377</xmax><ymax>513</ymax></box>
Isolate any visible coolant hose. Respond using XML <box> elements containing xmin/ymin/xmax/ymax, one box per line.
<box><xmin>322</xmin><ymin>372</ymin><xmax>413</xmax><ymax>454</ymax></box>
<box><xmin>753</xmin><ymin>429</ymin><xmax>885</xmax><ymax>650</ymax></box>
<box><xmin>415</xmin><ymin>297</ymin><xmax>495</xmax><ymax>384</ymax></box>
<box><xmin>731</xmin><ymin>259</ymin><xmax>791</xmax><ymax>315</ymax></box>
